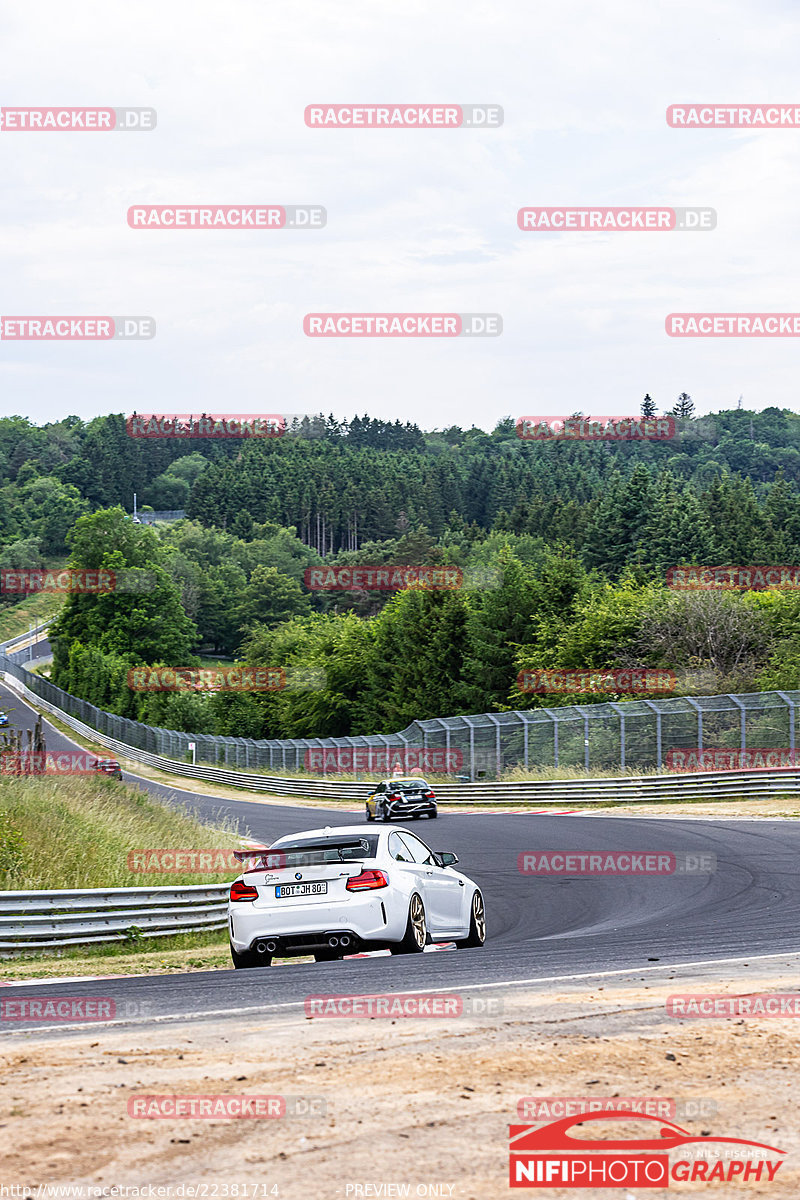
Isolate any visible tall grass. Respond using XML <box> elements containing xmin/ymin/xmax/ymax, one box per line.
<box><xmin>0</xmin><ymin>592</ymin><xmax>64</xmax><ymax>642</ymax></box>
<box><xmin>0</xmin><ymin>774</ymin><xmax>246</xmax><ymax>890</ymax></box>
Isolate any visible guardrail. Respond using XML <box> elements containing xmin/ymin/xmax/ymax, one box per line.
<box><xmin>0</xmin><ymin>883</ymin><xmax>229</xmax><ymax>954</ymax></box>
<box><xmin>3</xmin><ymin>671</ymin><xmax>800</xmax><ymax>806</ymax></box>
<box><xmin>0</xmin><ymin>623</ymin><xmax>49</xmax><ymax>654</ymax></box>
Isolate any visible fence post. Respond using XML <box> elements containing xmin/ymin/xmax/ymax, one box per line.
<box><xmin>513</xmin><ymin>711</ymin><xmax>529</xmax><ymax>770</ymax></box>
<box><xmin>396</xmin><ymin>732</ymin><xmax>409</xmax><ymax>773</ymax></box>
<box><xmin>487</xmin><ymin>714</ymin><xmax>501</xmax><ymax>778</ymax></box>
<box><xmin>730</xmin><ymin>695</ymin><xmax>746</xmax><ymax>750</ymax></box>
<box><xmin>641</xmin><ymin>700</ymin><xmax>662</xmax><ymax>771</ymax></box>
<box><xmin>776</xmin><ymin>692</ymin><xmax>795</xmax><ymax>758</ymax></box>
<box><xmin>542</xmin><ymin>709</ymin><xmax>559</xmax><ymax>768</ymax></box>
<box><xmin>609</xmin><ymin>703</ymin><xmax>625</xmax><ymax>770</ymax></box>
<box><xmin>429</xmin><ymin>718</ymin><xmax>449</xmax><ymax>773</ymax></box>
<box><xmin>685</xmin><ymin>696</ymin><xmax>702</xmax><ymax>752</ymax></box>
<box><xmin>462</xmin><ymin>716</ymin><xmax>476</xmax><ymax>781</ymax></box>
<box><xmin>578</xmin><ymin>711</ymin><xmax>590</xmax><ymax>770</ymax></box>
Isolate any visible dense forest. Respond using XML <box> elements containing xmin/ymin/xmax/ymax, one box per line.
<box><xmin>4</xmin><ymin>401</ymin><xmax>800</xmax><ymax>739</ymax></box>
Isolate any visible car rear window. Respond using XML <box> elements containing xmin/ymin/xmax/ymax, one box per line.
<box><xmin>391</xmin><ymin>780</ymin><xmax>428</xmax><ymax>791</ymax></box>
<box><xmin>271</xmin><ymin>835</ymin><xmax>379</xmax><ymax>864</ymax></box>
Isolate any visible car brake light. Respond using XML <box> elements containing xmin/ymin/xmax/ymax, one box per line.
<box><xmin>346</xmin><ymin>869</ymin><xmax>389</xmax><ymax>891</ymax></box>
<box><xmin>230</xmin><ymin>878</ymin><xmax>259</xmax><ymax>902</ymax></box>
<box><xmin>387</xmin><ymin>793</ymin><xmax>399</xmax><ymax>800</ymax></box>
<box><xmin>424</xmin><ymin>790</ymin><xmax>435</xmax><ymax>798</ymax></box>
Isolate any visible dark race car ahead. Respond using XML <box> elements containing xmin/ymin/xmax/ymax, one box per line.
<box><xmin>365</xmin><ymin>777</ymin><xmax>437</xmax><ymax>821</ymax></box>
<box><xmin>91</xmin><ymin>757</ymin><xmax>122</xmax><ymax>779</ymax></box>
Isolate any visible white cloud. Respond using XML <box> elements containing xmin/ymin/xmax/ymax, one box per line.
<box><xmin>1</xmin><ymin>0</ymin><xmax>799</xmax><ymax>427</ymax></box>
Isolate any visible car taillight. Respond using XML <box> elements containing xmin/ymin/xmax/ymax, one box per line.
<box><xmin>387</xmin><ymin>793</ymin><xmax>400</xmax><ymax>800</ymax></box>
<box><xmin>424</xmin><ymin>790</ymin><xmax>435</xmax><ymax>798</ymax></box>
<box><xmin>230</xmin><ymin>879</ymin><xmax>259</xmax><ymax>902</ymax></box>
<box><xmin>346</xmin><ymin>869</ymin><xmax>389</xmax><ymax>891</ymax></box>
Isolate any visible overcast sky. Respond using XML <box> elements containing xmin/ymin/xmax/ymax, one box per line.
<box><xmin>1</xmin><ymin>0</ymin><xmax>799</xmax><ymax>430</ymax></box>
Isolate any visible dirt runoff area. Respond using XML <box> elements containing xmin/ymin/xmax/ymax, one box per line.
<box><xmin>2</xmin><ymin>958</ymin><xmax>800</xmax><ymax>1198</ymax></box>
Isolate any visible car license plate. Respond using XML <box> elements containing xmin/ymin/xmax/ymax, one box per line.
<box><xmin>275</xmin><ymin>881</ymin><xmax>328</xmax><ymax>898</ymax></box>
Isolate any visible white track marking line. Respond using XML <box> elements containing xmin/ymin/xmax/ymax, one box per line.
<box><xmin>5</xmin><ymin>949</ymin><xmax>800</xmax><ymax>1035</ymax></box>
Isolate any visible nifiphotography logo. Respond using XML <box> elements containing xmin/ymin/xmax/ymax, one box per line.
<box><xmin>509</xmin><ymin>1110</ymin><xmax>785</xmax><ymax>1188</ymax></box>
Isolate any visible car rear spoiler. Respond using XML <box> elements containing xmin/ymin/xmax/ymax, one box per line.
<box><xmin>233</xmin><ymin>847</ymin><xmax>272</xmax><ymax>864</ymax></box>
<box><xmin>233</xmin><ymin>837</ymin><xmax>372</xmax><ymax>870</ymax></box>
<box><xmin>274</xmin><ymin>837</ymin><xmax>372</xmax><ymax>854</ymax></box>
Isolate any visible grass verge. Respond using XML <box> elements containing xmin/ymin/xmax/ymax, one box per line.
<box><xmin>0</xmin><ymin>772</ymin><xmax>249</xmax><ymax>891</ymax></box>
<box><xmin>0</xmin><ymin>928</ymin><xmax>234</xmax><ymax>979</ymax></box>
<box><xmin>0</xmin><ymin>592</ymin><xmax>63</xmax><ymax>643</ymax></box>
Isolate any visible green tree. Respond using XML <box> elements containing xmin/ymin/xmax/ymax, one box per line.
<box><xmin>50</xmin><ymin>508</ymin><xmax>198</xmax><ymax>683</ymax></box>
<box><xmin>672</xmin><ymin>392</ymin><xmax>695</xmax><ymax>418</ymax></box>
<box><xmin>460</xmin><ymin>548</ymin><xmax>539</xmax><ymax>709</ymax></box>
<box><xmin>235</xmin><ymin>564</ymin><xmax>310</xmax><ymax>631</ymax></box>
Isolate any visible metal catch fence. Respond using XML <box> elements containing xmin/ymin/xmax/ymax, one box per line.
<box><xmin>0</xmin><ymin>647</ymin><xmax>798</xmax><ymax>779</ymax></box>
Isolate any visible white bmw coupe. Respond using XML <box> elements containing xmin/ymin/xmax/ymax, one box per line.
<box><xmin>228</xmin><ymin>824</ymin><xmax>486</xmax><ymax>968</ymax></box>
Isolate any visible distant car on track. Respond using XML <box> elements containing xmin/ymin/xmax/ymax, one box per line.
<box><xmin>0</xmin><ymin>712</ymin><xmax>8</xmax><ymax>726</ymax></box>
<box><xmin>91</xmin><ymin>757</ymin><xmax>122</xmax><ymax>780</ymax></box>
<box><xmin>365</xmin><ymin>777</ymin><xmax>437</xmax><ymax>822</ymax></box>
<box><xmin>228</xmin><ymin>824</ymin><xmax>485</xmax><ymax>968</ymax></box>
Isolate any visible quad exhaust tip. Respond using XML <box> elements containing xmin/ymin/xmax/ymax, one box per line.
<box><xmin>328</xmin><ymin>935</ymin><xmax>339</xmax><ymax>947</ymax></box>
<box><xmin>339</xmin><ymin>935</ymin><xmax>351</xmax><ymax>947</ymax></box>
<box><xmin>257</xmin><ymin>940</ymin><xmax>277</xmax><ymax>954</ymax></box>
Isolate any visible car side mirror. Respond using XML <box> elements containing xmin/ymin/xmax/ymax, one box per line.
<box><xmin>437</xmin><ymin>852</ymin><xmax>458</xmax><ymax>867</ymax></box>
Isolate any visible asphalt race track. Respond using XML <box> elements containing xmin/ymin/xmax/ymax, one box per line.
<box><xmin>2</xmin><ymin>676</ymin><xmax>800</xmax><ymax>1031</ymax></box>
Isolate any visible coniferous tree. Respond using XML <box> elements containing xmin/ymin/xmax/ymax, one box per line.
<box><xmin>672</xmin><ymin>392</ymin><xmax>695</xmax><ymax>418</ymax></box>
